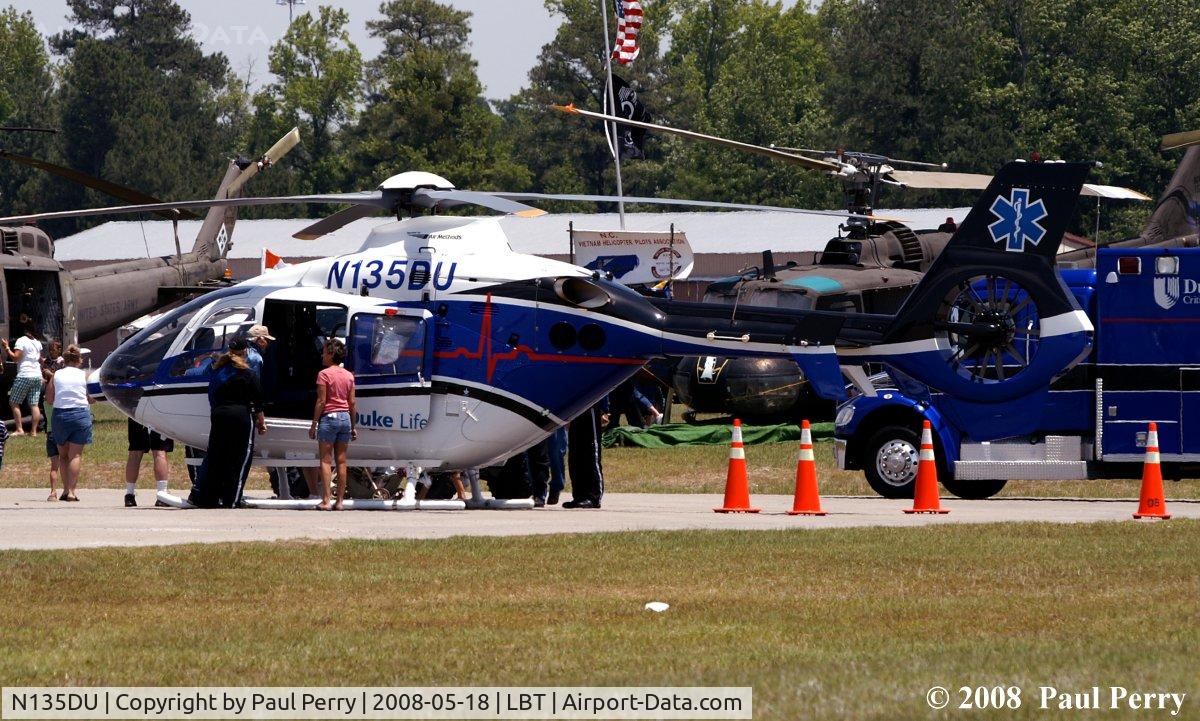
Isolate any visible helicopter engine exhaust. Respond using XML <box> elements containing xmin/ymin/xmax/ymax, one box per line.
<box><xmin>554</xmin><ymin>277</ymin><xmax>612</xmax><ymax>309</ymax></box>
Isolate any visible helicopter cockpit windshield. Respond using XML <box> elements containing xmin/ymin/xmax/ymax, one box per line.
<box><xmin>99</xmin><ymin>286</ymin><xmax>252</xmax><ymax>416</ymax></box>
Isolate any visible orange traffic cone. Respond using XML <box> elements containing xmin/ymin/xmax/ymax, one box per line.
<box><xmin>715</xmin><ymin>419</ymin><xmax>760</xmax><ymax>513</ymax></box>
<box><xmin>788</xmin><ymin>420</ymin><xmax>826</xmax><ymax>516</ymax></box>
<box><xmin>1133</xmin><ymin>422</ymin><xmax>1171</xmax><ymax>520</ymax></box>
<box><xmin>904</xmin><ymin>420</ymin><xmax>949</xmax><ymax>514</ymax></box>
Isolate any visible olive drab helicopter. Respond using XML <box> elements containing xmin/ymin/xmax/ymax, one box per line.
<box><xmin>556</xmin><ymin>105</ymin><xmax>1150</xmax><ymax>421</ymax></box>
<box><xmin>1058</xmin><ymin>130</ymin><xmax>1200</xmax><ymax>266</ymax></box>
<box><xmin>0</xmin><ymin>157</ymin><xmax>1096</xmax><ymax>509</ymax></box>
<box><xmin>0</xmin><ymin>127</ymin><xmax>300</xmax><ymax>427</ymax></box>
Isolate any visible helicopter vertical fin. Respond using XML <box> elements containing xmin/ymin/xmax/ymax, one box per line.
<box><xmin>866</xmin><ymin>160</ymin><xmax>1094</xmax><ymax>403</ymax></box>
<box><xmin>189</xmin><ymin>128</ymin><xmax>300</xmax><ymax>263</ymax></box>
<box><xmin>1141</xmin><ymin>146</ymin><xmax>1200</xmax><ymax>245</ymax></box>
<box><xmin>190</xmin><ymin>163</ymin><xmax>241</xmax><ymax>263</ymax></box>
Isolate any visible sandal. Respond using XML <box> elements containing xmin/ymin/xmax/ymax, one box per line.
<box><xmin>65</xmin><ymin>495</ymin><xmax>79</xmax><ymax>502</ymax></box>
<box><xmin>315</xmin><ymin>503</ymin><xmax>331</xmax><ymax>511</ymax></box>
<box><xmin>47</xmin><ymin>493</ymin><xmax>58</xmax><ymax>502</ymax></box>
<box><xmin>59</xmin><ymin>492</ymin><xmax>69</xmax><ymax>501</ymax></box>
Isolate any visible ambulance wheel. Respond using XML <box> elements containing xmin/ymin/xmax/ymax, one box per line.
<box><xmin>862</xmin><ymin>425</ymin><xmax>921</xmax><ymax>499</ymax></box>
<box><xmin>942</xmin><ymin>478</ymin><xmax>1007</xmax><ymax>500</ymax></box>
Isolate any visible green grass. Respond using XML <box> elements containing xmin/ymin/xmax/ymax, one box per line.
<box><xmin>4</xmin><ymin>404</ymin><xmax>1195</xmax><ymax>499</ymax></box>
<box><xmin>1</xmin><ymin>523</ymin><xmax>1196</xmax><ymax>720</ymax></box>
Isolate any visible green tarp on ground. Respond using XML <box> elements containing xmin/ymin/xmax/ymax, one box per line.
<box><xmin>602</xmin><ymin>421</ymin><xmax>835</xmax><ymax>448</ymax></box>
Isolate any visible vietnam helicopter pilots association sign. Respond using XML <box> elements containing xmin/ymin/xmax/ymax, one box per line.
<box><xmin>572</xmin><ymin>229</ymin><xmax>695</xmax><ymax>285</ymax></box>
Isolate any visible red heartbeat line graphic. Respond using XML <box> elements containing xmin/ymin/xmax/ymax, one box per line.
<box><xmin>432</xmin><ymin>293</ymin><xmax>644</xmax><ymax>382</ymax></box>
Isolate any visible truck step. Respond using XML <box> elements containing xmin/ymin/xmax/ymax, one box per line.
<box><xmin>953</xmin><ymin>460</ymin><xmax>1088</xmax><ymax>481</ymax></box>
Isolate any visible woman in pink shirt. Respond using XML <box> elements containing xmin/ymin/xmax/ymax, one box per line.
<box><xmin>309</xmin><ymin>339</ymin><xmax>357</xmax><ymax>510</ymax></box>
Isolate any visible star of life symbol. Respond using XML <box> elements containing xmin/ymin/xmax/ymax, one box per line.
<box><xmin>988</xmin><ymin>187</ymin><xmax>1048</xmax><ymax>252</ymax></box>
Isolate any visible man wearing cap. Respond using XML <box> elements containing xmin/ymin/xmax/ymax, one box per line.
<box><xmin>245</xmin><ymin>324</ymin><xmax>274</xmax><ymax>377</ymax></box>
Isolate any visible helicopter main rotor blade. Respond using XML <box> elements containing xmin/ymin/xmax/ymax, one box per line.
<box><xmin>413</xmin><ymin>188</ymin><xmax>547</xmax><ymax>217</ymax></box>
<box><xmin>0</xmin><ymin>126</ymin><xmax>57</xmax><ymax>134</ymax></box>
<box><xmin>553</xmin><ymin>104</ymin><xmax>844</xmax><ymax>174</ymax></box>
<box><xmin>773</xmin><ymin>146</ymin><xmax>948</xmax><ymax>169</ymax></box>
<box><xmin>1161</xmin><ymin>129</ymin><xmax>1200</xmax><ymax>151</ymax></box>
<box><xmin>490</xmin><ymin>190</ymin><xmax>886</xmax><ymax>220</ymax></box>
<box><xmin>0</xmin><ymin>191</ymin><xmax>390</xmax><ymax>226</ymax></box>
<box><xmin>226</xmin><ymin>127</ymin><xmax>301</xmax><ymax>197</ymax></box>
<box><xmin>292</xmin><ymin>204</ymin><xmax>383</xmax><ymax>240</ymax></box>
<box><xmin>1080</xmin><ymin>184</ymin><xmax>1151</xmax><ymax>200</ymax></box>
<box><xmin>889</xmin><ymin>170</ymin><xmax>992</xmax><ymax>190</ymax></box>
<box><xmin>891</xmin><ymin>169</ymin><xmax>1149</xmax><ymax>200</ymax></box>
<box><xmin>0</xmin><ymin>149</ymin><xmax>201</xmax><ymax>221</ymax></box>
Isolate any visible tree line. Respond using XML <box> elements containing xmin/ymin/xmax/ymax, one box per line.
<box><xmin>1</xmin><ymin>0</ymin><xmax>1199</xmax><ymax>240</ymax></box>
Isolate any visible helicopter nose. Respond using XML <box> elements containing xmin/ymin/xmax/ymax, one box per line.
<box><xmin>98</xmin><ymin>350</ymin><xmax>151</xmax><ymax>418</ymax></box>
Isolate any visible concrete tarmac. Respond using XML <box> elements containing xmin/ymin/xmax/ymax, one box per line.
<box><xmin>2</xmin><ymin>488</ymin><xmax>1194</xmax><ymax>551</ymax></box>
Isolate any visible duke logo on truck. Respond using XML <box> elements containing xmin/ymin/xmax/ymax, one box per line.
<box><xmin>1151</xmin><ymin>275</ymin><xmax>1200</xmax><ymax>309</ymax></box>
<box><xmin>989</xmin><ymin>187</ymin><xmax>1048</xmax><ymax>252</ymax></box>
<box><xmin>1154</xmin><ymin>275</ymin><xmax>1181</xmax><ymax>309</ymax></box>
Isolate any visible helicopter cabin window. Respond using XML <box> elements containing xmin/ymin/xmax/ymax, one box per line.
<box><xmin>168</xmin><ymin>306</ymin><xmax>256</xmax><ymax>378</ymax></box>
<box><xmin>348</xmin><ymin>314</ymin><xmax>425</xmax><ymax>379</ymax></box>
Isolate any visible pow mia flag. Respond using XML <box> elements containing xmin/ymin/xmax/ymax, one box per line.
<box><xmin>604</xmin><ymin>74</ymin><xmax>649</xmax><ymax>160</ymax></box>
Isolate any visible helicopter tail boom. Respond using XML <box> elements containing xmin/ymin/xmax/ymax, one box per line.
<box><xmin>648</xmin><ymin>161</ymin><xmax>1094</xmax><ymax>404</ymax></box>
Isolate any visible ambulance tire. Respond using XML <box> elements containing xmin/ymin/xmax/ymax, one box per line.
<box><xmin>863</xmin><ymin>425</ymin><xmax>923</xmax><ymax>499</ymax></box>
<box><xmin>942</xmin><ymin>478</ymin><xmax>1007</xmax><ymax>500</ymax></box>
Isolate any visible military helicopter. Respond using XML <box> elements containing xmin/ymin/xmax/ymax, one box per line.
<box><xmin>557</xmin><ymin>105</ymin><xmax>1148</xmax><ymax>422</ymax></box>
<box><xmin>1058</xmin><ymin>130</ymin><xmax>1200</xmax><ymax>267</ymax></box>
<box><xmin>0</xmin><ymin>128</ymin><xmax>299</xmax><ymax>428</ymax></box>
<box><xmin>0</xmin><ymin>158</ymin><xmax>1095</xmax><ymax>509</ymax></box>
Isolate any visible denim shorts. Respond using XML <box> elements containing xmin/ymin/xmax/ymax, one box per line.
<box><xmin>51</xmin><ymin>406</ymin><xmax>93</xmax><ymax>447</ymax></box>
<box><xmin>317</xmin><ymin>412</ymin><xmax>352</xmax><ymax>444</ymax></box>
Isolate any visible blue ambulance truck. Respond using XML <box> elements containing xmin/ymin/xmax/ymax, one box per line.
<box><xmin>833</xmin><ymin>246</ymin><xmax>1200</xmax><ymax>499</ymax></box>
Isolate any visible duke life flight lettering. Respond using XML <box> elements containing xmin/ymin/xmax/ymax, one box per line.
<box><xmin>326</xmin><ymin>258</ymin><xmax>457</xmax><ymax>292</ymax></box>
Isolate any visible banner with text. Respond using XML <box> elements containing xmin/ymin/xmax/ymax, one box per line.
<box><xmin>572</xmin><ymin>230</ymin><xmax>693</xmax><ymax>285</ymax></box>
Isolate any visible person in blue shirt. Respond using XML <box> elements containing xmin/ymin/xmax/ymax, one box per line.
<box><xmin>244</xmin><ymin>324</ymin><xmax>274</xmax><ymax>376</ymax></box>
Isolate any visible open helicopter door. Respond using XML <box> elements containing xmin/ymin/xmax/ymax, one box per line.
<box><xmin>345</xmin><ymin>306</ymin><xmax>435</xmax><ymax>447</ymax></box>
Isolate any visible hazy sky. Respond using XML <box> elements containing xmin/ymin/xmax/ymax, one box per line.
<box><xmin>8</xmin><ymin>0</ymin><xmax>801</xmax><ymax>98</ymax></box>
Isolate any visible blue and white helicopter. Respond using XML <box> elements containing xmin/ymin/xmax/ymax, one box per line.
<box><xmin>0</xmin><ymin>160</ymin><xmax>1094</xmax><ymax>508</ymax></box>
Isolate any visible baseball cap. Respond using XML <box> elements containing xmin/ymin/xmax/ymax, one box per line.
<box><xmin>247</xmin><ymin>324</ymin><xmax>275</xmax><ymax>341</ymax></box>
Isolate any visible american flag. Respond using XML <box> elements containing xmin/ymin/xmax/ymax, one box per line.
<box><xmin>611</xmin><ymin>0</ymin><xmax>643</xmax><ymax>66</ymax></box>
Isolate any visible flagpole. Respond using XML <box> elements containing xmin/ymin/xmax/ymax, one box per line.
<box><xmin>599</xmin><ymin>0</ymin><xmax>627</xmax><ymax>229</ymax></box>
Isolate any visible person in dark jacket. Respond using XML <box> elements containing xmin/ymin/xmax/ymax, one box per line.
<box><xmin>188</xmin><ymin>337</ymin><xmax>267</xmax><ymax>508</ymax></box>
<box><xmin>564</xmin><ymin>397</ymin><xmax>609</xmax><ymax>509</ymax></box>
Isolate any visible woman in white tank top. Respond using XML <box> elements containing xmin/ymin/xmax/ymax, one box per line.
<box><xmin>46</xmin><ymin>346</ymin><xmax>93</xmax><ymax>502</ymax></box>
